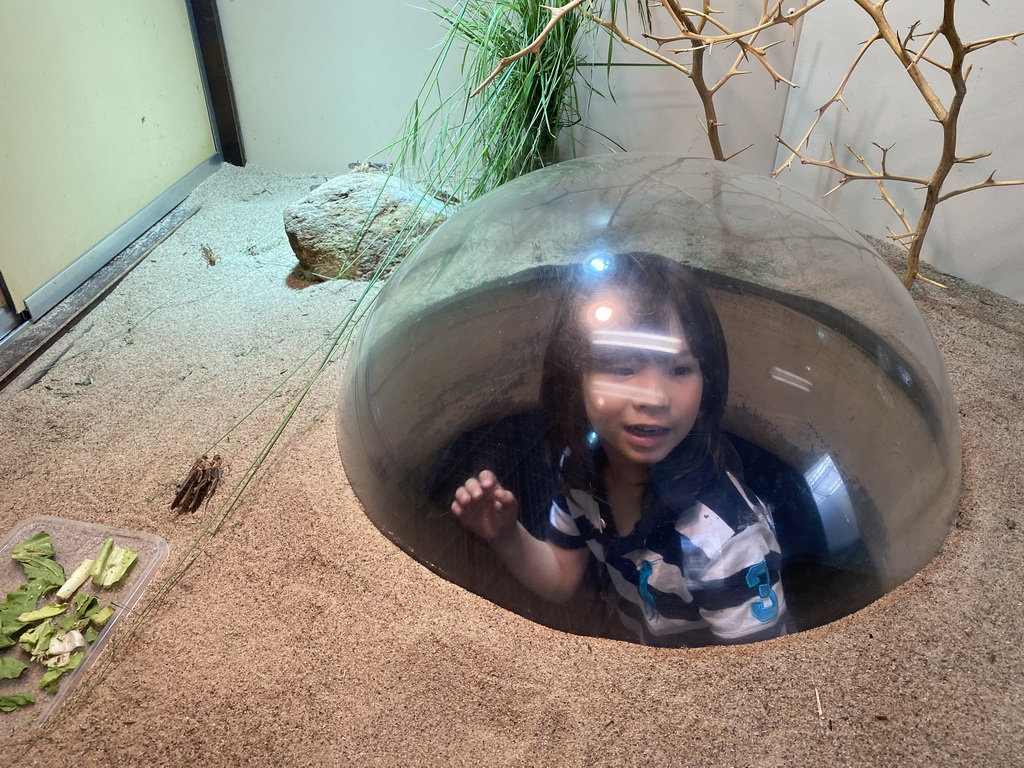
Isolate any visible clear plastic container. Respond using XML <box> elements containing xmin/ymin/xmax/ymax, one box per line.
<box><xmin>0</xmin><ymin>516</ymin><xmax>169</xmax><ymax>735</ymax></box>
<box><xmin>338</xmin><ymin>154</ymin><xmax>962</xmax><ymax>645</ymax></box>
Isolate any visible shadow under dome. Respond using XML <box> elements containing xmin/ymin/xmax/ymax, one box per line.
<box><xmin>337</xmin><ymin>154</ymin><xmax>961</xmax><ymax>643</ymax></box>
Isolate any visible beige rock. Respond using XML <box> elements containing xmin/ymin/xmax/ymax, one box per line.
<box><xmin>283</xmin><ymin>168</ymin><xmax>451</xmax><ymax>280</ymax></box>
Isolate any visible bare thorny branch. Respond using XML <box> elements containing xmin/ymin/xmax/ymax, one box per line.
<box><xmin>471</xmin><ymin>0</ymin><xmax>1024</xmax><ymax>290</ymax></box>
<box><xmin>471</xmin><ymin>0</ymin><xmax>588</xmax><ymax>96</ymax></box>
<box><xmin>777</xmin><ymin>0</ymin><xmax>1024</xmax><ymax>287</ymax></box>
<box><xmin>584</xmin><ymin>0</ymin><xmax>833</xmax><ymax>160</ymax></box>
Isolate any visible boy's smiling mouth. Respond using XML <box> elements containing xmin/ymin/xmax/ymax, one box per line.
<box><xmin>623</xmin><ymin>424</ymin><xmax>673</xmax><ymax>449</ymax></box>
<box><xmin>625</xmin><ymin>424</ymin><xmax>669</xmax><ymax>435</ymax></box>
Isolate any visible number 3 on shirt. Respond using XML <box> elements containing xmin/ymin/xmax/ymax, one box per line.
<box><xmin>745</xmin><ymin>560</ymin><xmax>779</xmax><ymax>622</ymax></box>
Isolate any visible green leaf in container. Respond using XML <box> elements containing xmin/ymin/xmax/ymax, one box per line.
<box><xmin>38</xmin><ymin>651</ymin><xmax>84</xmax><ymax>694</ymax></box>
<box><xmin>0</xmin><ymin>657</ymin><xmax>28</xmax><ymax>680</ymax></box>
<box><xmin>16</xmin><ymin>557</ymin><xmax>65</xmax><ymax>588</ymax></box>
<box><xmin>38</xmin><ymin>668</ymin><xmax>63</xmax><ymax>695</ymax></box>
<box><xmin>89</xmin><ymin>604</ymin><xmax>116</xmax><ymax>629</ymax></box>
<box><xmin>89</xmin><ymin>538</ymin><xmax>139</xmax><ymax>587</ymax></box>
<box><xmin>19</xmin><ymin>557</ymin><xmax>64</xmax><ymax>588</ymax></box>
<box><xmin>10</xmin><ymin>532</ymin><xmax>65</xmax><ymax>588</ymax></box>
<box><xmin>11</xmin><ymin>532</ymin><xmax>55</xmax><ymax>561</ymax></box>
<box><xmin>0</xmin><ymin>580</ymin><xmax>49</xmax><ymax>636</ymax></box>
<box><xmin>72</xmin><ymin>591</ymin><xmax>99</xmax><ymax>620</ymax></box>
<box><xmin>70</xmin><ymin>592</ymin><xmax>105</xmax><ymax>633</ymax></box>
<box><xmin>17</xmin><ymin>602</ymin><xmax>67</xmax><ymax>624</ymax></box>
<box><xmin>0</xmin><ymin>694</ymin><xmax>35</xmax><ymax>713</ymax></box>
<box><xmin>18</xmin><ymin>617</ymin><xmax>56</xmax><ymax>658</ymax></box>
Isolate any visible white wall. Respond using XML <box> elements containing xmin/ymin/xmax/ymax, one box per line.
<box><xmin>217</xmin><ymin>0</ymin><xmax>460</xmax><ymax>176</ymax></box>
<box><xmin>776</xmin><ymin>1</ymin><xmax>1024</xmax><ymax>301</ymax></box>
<box><xmin>218</xmin><ymin>1</ymin><xmax>797</xmax><ymax>174</ymax></box>
<box><xmin>218</xmin><ymin>1</ymin><xmax>1024</xmax><ymax>301</ymax></box>
<box><xmin>560</xmin><ymin>1</ymin><xmax>802</xmax><ymax>174</ymax></box>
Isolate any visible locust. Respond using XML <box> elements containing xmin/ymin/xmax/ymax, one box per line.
<box><xmin>172</xmin><ymin>455</ymin><xmax>224</xmax><ymax>513</ymax></box>
<box><xmin>200</xmin><ymin>243</ymin><xmax>219</xmax><ymax>266</ymax></box>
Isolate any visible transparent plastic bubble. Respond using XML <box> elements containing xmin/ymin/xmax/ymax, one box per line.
<box><xmin>337</xmin><ymin>154</ymin><xmax>961</xmax><ymax>646</ymax></box>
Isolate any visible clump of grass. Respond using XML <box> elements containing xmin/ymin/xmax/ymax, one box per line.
<box><xmin>451</xmin><ymin>0</ymin><xmax>586</xmax><ymax>184</ymax></box>
<box><xmin>391</xmin><ymin>0</ymin><xmax>633</xmax><ymax>208</ymax></box>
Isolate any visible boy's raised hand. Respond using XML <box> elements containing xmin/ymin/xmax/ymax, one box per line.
<box><xmin>451</xmin><ymin>470</ymin><xmax>520</xmax><ymax>545</ymax></box>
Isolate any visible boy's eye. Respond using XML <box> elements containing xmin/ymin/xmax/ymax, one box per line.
<box><xmin>671</xmin><ymin>364</ymin><xmax>695</xmax><ymax>377</ymax></box>
<box><xmin>593</xmin><ymin>363</ymin><xmax>634</xmax><ymax>376</ymax></box>
<box><xmin>591</xmin><ymin>353</ymin><xmax>639</xmax><ymax>376</ymax></box>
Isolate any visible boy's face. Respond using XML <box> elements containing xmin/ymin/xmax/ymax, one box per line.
<box><xmin>581</xmin><ymin>300</ymin><xmax>704</xmax><ymax>478</ymax></box>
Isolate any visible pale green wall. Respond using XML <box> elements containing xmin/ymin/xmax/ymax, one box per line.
<box><xmin>0</xmin><ymin>0</ymin><xmax>216</xmax><ymax>313</ymax></box>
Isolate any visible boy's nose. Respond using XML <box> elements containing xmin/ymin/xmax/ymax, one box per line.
<box><xmin>631</xmin><ymin>367</ymin><xmax>670</xmax><ymax>408</ymax></box>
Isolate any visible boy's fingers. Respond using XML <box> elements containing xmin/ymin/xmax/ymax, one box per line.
<box><xmin>494</xmin><ymin>487</ymin><xmax>515</xmax><ymax>506</ymax></box>
<box><xmin>452</xmin><ymin>472</ymin><xmax>508</xmax><ymax>522</ymax></box>
<box><xmin>463</xmin><ymin>477</ymin><xmax>483</xmax><ymax>499</ymax></box>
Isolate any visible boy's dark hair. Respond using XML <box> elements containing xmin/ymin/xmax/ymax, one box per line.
<box><xmin>540</xmin><ymin>251</ymin><xmax>730</xmax><ymax>492</ymax></box>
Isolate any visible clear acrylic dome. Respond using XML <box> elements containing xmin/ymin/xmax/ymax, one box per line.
<box><xmin>337</xmin><ymin>154</ymin><xmax>961</xmax><ymax>645</ymax></box>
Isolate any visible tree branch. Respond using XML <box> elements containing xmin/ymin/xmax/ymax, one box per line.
<box><xmin>774</xmin><ymin>32</ymin><xmax>882</xmax><ymax>176</ymax></box>
<box><xmin>776</xmin><ymin>135</ymin><xmax>932</xmax><ymax>187</ymax></box>
<box><xmin>585</xmin><ymin>9</ymin><xmax>693</xmax><ymax>77</ymax></box>
<box><xmin>470</xmin><ymin>0</ymin><xmax>588</xmax><ymax>98</ymax></box>
<box><xmin>938</xmin><ymin>174</ymin><xmax>1024</xmax><ymax>203</ymax></box>
<box><xmin>643</xmin><ymin>0</ymin><xmax>828</xmax><ymax>47</ymax></box>
<box><xmin>964</xmin><ymin>29</ymin><xmax>1024</xmax><ymax>54</ymax></box>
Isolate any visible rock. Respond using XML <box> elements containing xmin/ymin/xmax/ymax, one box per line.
<box><xmin>283</xmin><ymin>169</ymin><xmax>452</xmax><ymax>280</ymax></box>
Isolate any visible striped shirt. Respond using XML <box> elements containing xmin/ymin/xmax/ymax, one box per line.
<box><xmin>546</xmin><ymin>457</ymin><xmax>787</xmax><ymax>646</ymax></box>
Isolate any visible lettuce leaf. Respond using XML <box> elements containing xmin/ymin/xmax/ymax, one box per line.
<box><xmin>11</xmin><ymin>532</ymin><xmax>55</xmax><ymax>561</ymax></box>
<box><xmin>72</xmin><ymin>591</ymin><xmax>99</xmax><ymax>617</ymax></box>
<box><xmin>0</xmin><ymin>694</ymin><xmax>35</xmax><ymax>712</ymax></box>
<box><xmin>0</xmin><ymin>580</ymin><xmax>50</xmax><ymax>637</ymax></box>
<box><xmin>17</xmin><ymin>618</ymin><xmax>56</xmax><ymax>659</ymax></box>
<box><xmin>14</xmin><ymin>556</ymin><xmax>65</xmax><ymax>588</ymax></box>
<box><xmin>89</xmin><ymin>538</ymin><xmax>139</xmax><ymax>587</ymax></box>
<box><xmin>38</xmin><ymin>651</ymin><xmax>84</xmax><ymax>694</ymax></box>
<box><xmin>89</xmin><ymin>605</ymin><xmax>116</xmax><ymax>629</ymax></box>
<box><xmin>17</xmin><ymin>603</ymin><xmax>67</xmax><ymax>624</ymax></box>
<box><xmin>11</xmin><ymin>532</ymin><xmax>65</xmax><ymax>588</ymax></box>
<box><xmin>0</xmin><ymin>657</ymin><xmax>28</xmax><ymax>680</ymax></box>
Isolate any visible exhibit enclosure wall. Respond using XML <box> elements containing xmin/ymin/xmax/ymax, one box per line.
<box><xmin>218</xmin><ymin>0</ymin><xmax>1024</xmax><ymax>301</ymax></box>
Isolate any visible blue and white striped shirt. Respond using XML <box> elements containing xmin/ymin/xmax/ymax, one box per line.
<box><xmin>547</xmin><ymin>458</ymin><xmax>787</xmax><ymax>646</ymax></box>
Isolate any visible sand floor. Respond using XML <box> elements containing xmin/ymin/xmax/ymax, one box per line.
<box><xmin>0</xmin><ymin>163</ymin><xmax>1021</xmax><ymax>767</ymax></box>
